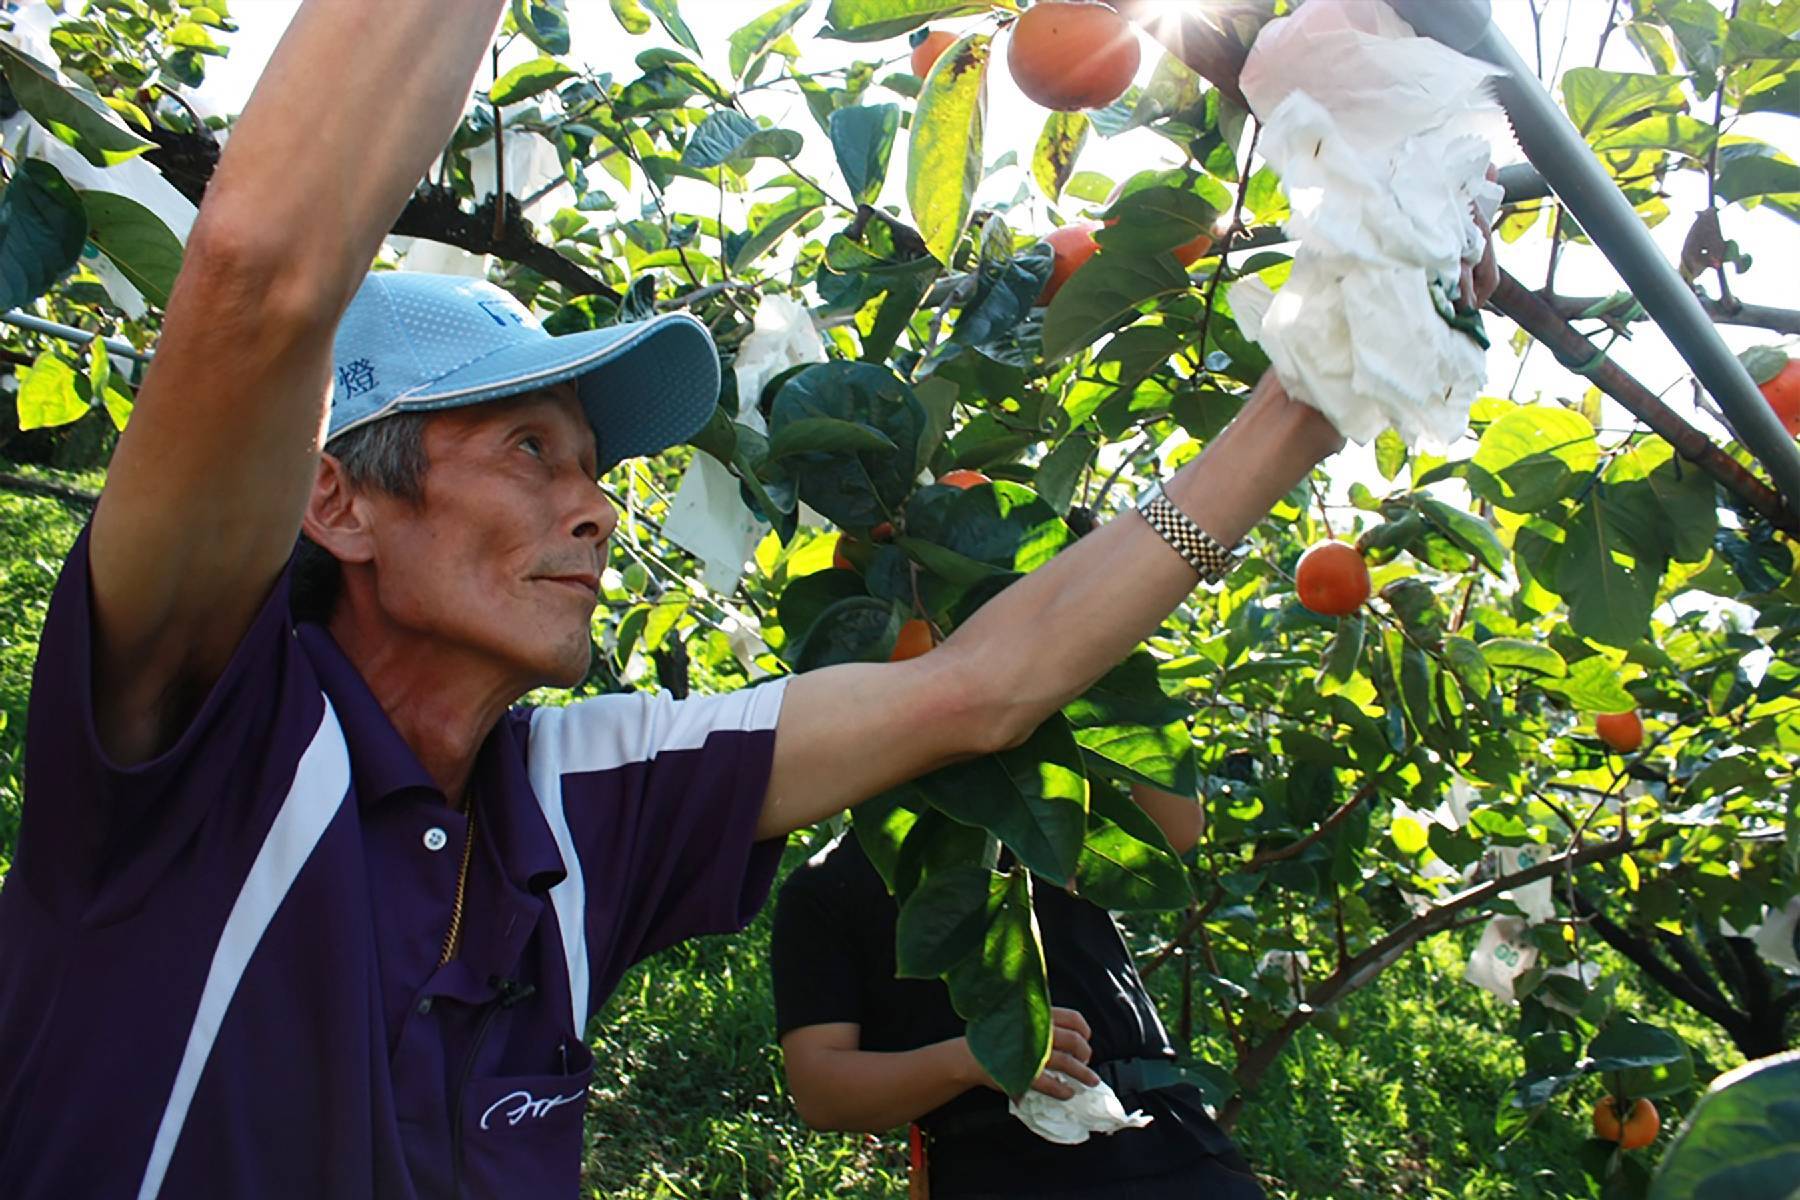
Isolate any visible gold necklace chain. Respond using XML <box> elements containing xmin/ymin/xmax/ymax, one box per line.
<box><xmin>437</xmin><ymin>797</ymin><xmax>476</xmax><ymax>968</ymax></box>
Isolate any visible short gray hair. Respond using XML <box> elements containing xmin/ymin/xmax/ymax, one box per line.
<box><xmin>291</xmin><ymin>413</ymin><xmax>431</xmax><ymax>623</ymax></box>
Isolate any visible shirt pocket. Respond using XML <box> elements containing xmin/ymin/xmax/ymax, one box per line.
<box><xmin>458</xmin><ymin>1041</ymin><xmax>594</xmax><ymax>1198</ymax></box>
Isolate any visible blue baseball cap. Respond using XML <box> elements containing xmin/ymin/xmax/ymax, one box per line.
<box><xmin>328</xmin><ymin>272</ymin><xmax>720</xmax><ymax>471</ymax></box>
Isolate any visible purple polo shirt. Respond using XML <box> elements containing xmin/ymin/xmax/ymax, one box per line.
<box><xmin>0</xmin><ymin>529</ymin><xmax>789</xmax><ymax>1199</ymax></box>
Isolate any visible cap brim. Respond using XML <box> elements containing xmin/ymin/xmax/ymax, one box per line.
<box><xmin>381</xmin><ymin>311</ymin><xmax>720</xmax><ymax>471</ymax></box>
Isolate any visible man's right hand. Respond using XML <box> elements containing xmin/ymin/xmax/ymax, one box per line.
<box><xmin>969</xmin><ymin>1007</ymin><xmax>1101</xmax><ymax>1100</ymax></box>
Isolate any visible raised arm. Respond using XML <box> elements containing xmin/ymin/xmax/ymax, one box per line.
<box><xmin>87</xmin><ymin>0</ymin><xmax>505</xmax><ymax>763</ymax></box>
<box><xmin>758</xmin><ymin>373</ymin><xmax>1341</xmax><ymax>840</ymax></box>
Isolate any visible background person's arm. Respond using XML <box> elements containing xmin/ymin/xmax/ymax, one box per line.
<box><xmin>87</xmin><ymin>0</ymin><xmax>506</xmax><ymax>764</ymax></box>
<box><xmin>1129</xmin><ymin>782</ymin><xmax>1205</xmax><ymax>857</ymax></box>
<box><xmin>780</xmin><ymin>1008</ymin><xmax>1100</xmax><ymax>1132</ymax></box>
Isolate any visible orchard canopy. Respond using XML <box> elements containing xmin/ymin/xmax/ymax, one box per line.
<box><xmin>0</xmin><ymin>0</ymin><xmax>1798</xmax><ymax>1194</ymax></box>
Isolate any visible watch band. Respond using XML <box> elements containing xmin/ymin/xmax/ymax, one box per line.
<box><xmin>1136</xmin><ymin>481</ymin><xmax>1240</xmax><ymax>584</ymax></box>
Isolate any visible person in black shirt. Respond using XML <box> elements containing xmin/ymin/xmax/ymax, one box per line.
<box><xmin>770</xmin><ymin>787</ymin><xmax>1265</xmax><ymax>1199</ymax></box>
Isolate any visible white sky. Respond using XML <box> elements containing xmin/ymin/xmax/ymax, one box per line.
<box><xmin>195</xmin><ymin>1</ymin><xmax>1796</xmax><ymax>471</ymax></box>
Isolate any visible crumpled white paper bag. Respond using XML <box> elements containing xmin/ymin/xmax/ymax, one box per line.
<box><xmin>660</xmin><ymin>453</ymin><xmax>766</xmax><ymax>593</ymax></box>
<box><xmin>1753</xmin><ymin>895</ymin><xmax>1800</xmax><ymax>976</ymax></box>
<box><xmin>731</xmin><ymin>295</ymin><xmax>828</xmax><ymax>434</ymax></box>
<box><xmin>1231</xmin><ymin>0</ymin><xmax>1506</xmax><ymax>447</ymax></box>
<box><xmin>1490</xmin><ymin>845</ymin><xmax>1555</xmax><ymax>927</ymax></box>
<box><xmin>1008</xmin><ymin>1072</ymin><xmax>1154</xmax><ymax>1146</ymax></box>
<box><xmin>1464</xmin><ymin>915</ymin><xmax>1538</xmax><ymax>1004</ymax></box>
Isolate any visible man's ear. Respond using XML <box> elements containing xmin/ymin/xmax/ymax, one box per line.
<box><xmin>302</xmin><ymin>454</ymin><xmax>378</xmax><ymax>565</ymax></box>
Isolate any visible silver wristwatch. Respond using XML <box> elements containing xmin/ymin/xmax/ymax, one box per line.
<box><xmin>1134</xmin><ymin>481</ymin><xmax>1243</xmax><ymax>585</ymax></box>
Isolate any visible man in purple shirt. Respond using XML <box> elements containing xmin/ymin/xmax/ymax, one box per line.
<box><xmin>0</xmin><ymin>1</ymin><xmax>1495</xmax><ymax>1197</ymax></box>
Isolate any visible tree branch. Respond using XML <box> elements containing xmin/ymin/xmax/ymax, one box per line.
<box><xmin>1219</xmin><ymin>831</ymin><xmax>1662</xmax><ymax>1128</ymax></box>
<box><xmin>0</xmin><ymin>471</ymin><xmax>99</xmax><ymax>509</ymax></box>
<box><xmin>143</xmin><ymin>128</ymin><xmax>620</xmax><ymax>304</ymax></box>
<box><xmin>1570</xmin><ymin>893</ymin><xmax>1744</xmax><ymax>1032</ymax></box>
<box><xmin>1491</xmin><ymin>271</ymin><xmax>1800</xmax><ymax>536</ymax></box>
<box><xmin>1549</xmin><ymin>292</ymin><xmax>1800</xmax><ymax>336</ymax></box>
<box><xmin>1244</xmin><ymin>777</ymin><xmax>1381</xmax><ymax>871</ymax></box>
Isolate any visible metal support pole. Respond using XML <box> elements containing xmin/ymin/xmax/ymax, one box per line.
<box><xmin>1388</xmin><ymin>0</ymin><xmax>1800</xmax><ymax>509</ymax></box>
<box><xmin>1</xmin><ymin>310</ymin><xmax>152</xmax><ymax>364</ymax></box>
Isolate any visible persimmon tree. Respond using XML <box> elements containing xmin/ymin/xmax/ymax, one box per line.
<box><xmin>0</xmin><ymin>1</ymin><xmax>1796</xmax><ymax>1193</ymax></box>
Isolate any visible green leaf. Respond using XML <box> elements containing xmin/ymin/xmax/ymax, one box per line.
<box><xmin>1587</xmin><ymin>1018</ymin><xmax>1694</xmax><ymax>1098</ymax></box>
<box><xmin>946</xmin><ymin>869</ymin><xmax>1051</xmax><ymax>1098</ymax></box>
<box><xmin>854</xmin><ymin>787</ymin><xmax>926</xmax><ymax>890</ymax></box>
<box><xmin>1392</xmin><ymin>815</ymin><xmax>1429</xmax><ymax>855</ymax></box>
<box><xmin>1065</xmin><ymin>652</ymin><xmax>1189</xmax><ymax>729</ymax></box>
<box><xmin>1541</xmin><ymin>655</ymin><xmax>1638</xmax><ymax>713</ymax></box>
<box><xmin>1471</xmin><ymin>405</ymin><xmax>1598</xmax><ymax>512</ymax></box>
<box><xmin>77</xmin><ymin>191</ymin><xmax>183</xmax><ymax>308</ymax></box>
<box><xmin>729</xmin><ymin>0</ymin><xmax>813</xmax><ymax>83</ymax></box>
<box><xmin>1602</xmin><ymin>441</ymin><xmax>1718</xmax><ymax>565</ymax></box>
<box><xmin>682</xmin><ymin>109</ymin><xmax>803</xmax><ymax>168</ymax></box>
<box><xmin>1478</xmin><ymin>638</ymin><xmax>1567</xmax><ymax>678</ymax></box>
<box><xmin>1650</xmin><ymin>1051</ymin><xmax>1800</xmax><ymax>1200</ymax></box>
<box><xmin>927</xmin><ymin>718</ymin><xmax>1088</xmax><ymax>884</ymax></box>
<box><xmin>896</xmin><ymin>864</ymin><xmax>1002</xmax><ymax>977</ymax></box>
<box><xmin>0</xmin><ymin>159</ymin><xmax>87</xmax><ymax>311</ymax></box>
<box><xmin>1561</xmin><ymin>68</ymin><xmax>1686</xmax><ymax>136</ymax></box>
<box><xmin>1739</xmin><ymin>71</ymin><xmax>1800</xmax><ymax>118</ymax></box>
<box><xmin>1442</xmin><ymin>636</ymin><xmax>1492</xmax><ymax>695</ymax></box>
<box><xmin>16</xmin><ymin>351</ymin><xmax>87</xmax><ymax>430</ymax></box>
<box><xmin>1040</xmin><ymin>252</ymin><xmax>1193</xmax><ymax>362</ymax></box>
<box><xmin>1093</xmin><ymin>186</ymin><xmax>1218</xmax><ymax>256</ymax></box>
<box><xmin>1416</xmin><ymin>498</ymin><xmax>1506</xmax><ymax>575</ymax></box>
<box><xmin>1122</xmin><ymin>50</ymin><xmax>1204</xmax><ymax>133</ymax></box>
<box><xmin>904</xmin><ymin>478</ymin><xmax>1073</xmax><ymax>572</ymax></box>
<box><xmin>829</xmin><ymin>103</ymin><xmax>900</xmax><ymax>206</ymax></box>
<box><xmin>1375</xmin><ymin>428</ymin><xmax>1407</xmax><ymax>481</ymax></box>
<box><xmin>1031</xmin><ymin>110</ymin><xmax>1088</xmax><ymax>202</ymax></box>
<box><xmin>168</xmin><ymin>20</ymin><xmax>224</xmax><ymax>52</ymax></box>
<box><xmin>770</xmin><ymin>362</ymin><xmax>926</xmax><ymax>528</ymax></box>
<box><xmin>730</xmin><ymin>186</ymin><xmax>824</xmax><ymax>271</ymax></box>
<box><xmin>643</xmin><ymin>0</ymin><xmax>701</xmax><ymax>53</ymax></box>
<box><xmin>642</xmin><ymin>592</ymin><xmax>689</xmax><ymax>652</ymax></box>
<box><xmin>766</xmin><ymin>416</ymin><xmax>898</xmax><ymax>459</ymax></box>
<box><xmin>609</xmin><ymin>0</ymin><xmax>652</xmax><ymax>34</ymax></box>
<box><xmin>945</xmin><ymin>216</ymin><xmax>1053</xmax><ymax>354</ymax></box>
<box><xmin>776</xmin><ymin>568</ymin><xmax>866</xmax><ymax>644</ymax></box>
<box><xmin>490</xmin><ymin>56</ymin><xmax>577</xmax><ymax>105</ymax></box>
<box><xmin>823</xmin><ymin>0</ymin><xmax>1003</xmax><ymax>42</ymax></box>
<box><xmin>0</xmin><ymin>42</ymin><xmax>154</xmax><ymax>166</ymax></box>
<box><xmin>509</xmin><ymin>0</ymin><xmax>571</xmax><ymax>55</ymax></box>
<box><xmin>1717</xmin><ymin>151</ymin><xmax>1800</xmax><ymax>221</ymax></box>
<box><xmin>1074</xmin><ymin>780</ymin><xmax>1193</xmax><ymax>911</ymax></box>
<box><xmin>1317</xmin><ymin>615</ymin><xmax>1366</xmax><ymax>696</ymax></box>
<box><xmin>1034</xmin><ymin>430</ymin><xmax>1093</xmax><ymax>515</ymax></box>
<box><xmin>792</xmin><ymin>596</ymin><xmax>903</xmax><ymax>670</ymax></box>
<box><xmin>1065</xmin><ymin>170</ymin><xmax>1114</xmax><ymax>203</ymax></box>
<box><xmin>1592</xmin><ymin>114</ymin><xmax>1718</xmax><ymax>159</ymax></box>
<box><xmin>1557</xmin><ymin>497</ymin><xmax>1662</xmax><ymax>645</ymax></box>
<box><xmin>906</xmin><ymin>32</ymin><xmax>990</xmax><ymax>263</ymax></box>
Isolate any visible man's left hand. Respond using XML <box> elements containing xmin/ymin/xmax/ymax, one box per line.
<box><xmin>1458</xmin><ymin>164</ymin><xmax>1502</xmax><ymax>314</ymax></box>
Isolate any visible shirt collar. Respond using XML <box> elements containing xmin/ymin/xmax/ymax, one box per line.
<box><xmin>296</xmin><ymin>623</ymin><xmax>567</xmax><ymax>893</ymax></box>
<box><xmin>297</xmin><ymin>622</ymin><xmax>437</xmax><ymax>805</ymax></box>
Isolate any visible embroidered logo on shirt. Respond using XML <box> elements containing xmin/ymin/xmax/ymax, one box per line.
<box><xmin>480</xmin><ymin>1088</ymin><xmax>586</xmax><ymax>1130</ymax></box>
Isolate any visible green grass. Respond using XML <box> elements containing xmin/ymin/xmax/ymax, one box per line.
<box><xmin>0</xmin><ymin>487</ymin><xmax>89</xmax><ymax>874</ymax></box>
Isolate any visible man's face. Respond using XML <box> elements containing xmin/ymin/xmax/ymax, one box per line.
<box><xmin>359</xmin><ymin>384</ymin><xmax>616</xmax><ymax>691</ymax></box>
